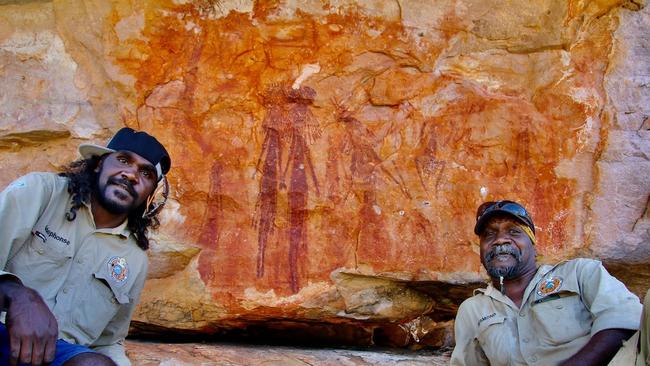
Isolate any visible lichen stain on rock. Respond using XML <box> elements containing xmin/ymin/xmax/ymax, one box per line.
<box><xmin>106</xmin><ymin>1</ymin><xmax>612</xmax><ymax>302</ymax></box>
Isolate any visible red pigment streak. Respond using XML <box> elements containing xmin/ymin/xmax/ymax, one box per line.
<box><xmin>287</xmin><ymin>133</ymin><xmax>309</xmax><ymax>293</ymax></box>
<box><xmin>199</xmin><ymin>162</ymin><xmax>223</xmax><ymax>248</ymax></box>
<box><xmin>254</xmin><ymin>85</ymin><xmax>286</xmax><ymax>278</ymax></box>
<box><xmin>284</xmin><ymin>86</ymin><xmax>320</xmax><ymax>293</ymax></box>
<box><xmin>254</xmin><ymin>131</ymin><xmax>281</xmax><ymax>278</ymax></box>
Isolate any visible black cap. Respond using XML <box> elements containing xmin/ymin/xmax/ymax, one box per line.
<box><xmin>474</xmin><ymin>200</ymin><xmax>535</xmax><ymax>235</ymax></box>
<box><xmin>79</xmin><ymin>128</ymin><xmax>171</xmax><ymax>181</ymax></box>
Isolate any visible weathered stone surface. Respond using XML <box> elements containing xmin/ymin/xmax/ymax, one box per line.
<box><xmin>591</xmin><ymin>4</ymin><xmax>650</xmax><ymax>264</ymax></box>
<box><xmin>0</xmin><ymin>2</ymin><xmax>102</xmax><ymax>141</ymax></box>
<box><xmin>125</xmin><ymin>340</ymin><xmax>451</xmax><ymax>366</ymax></box>
<box><xmin>0</xmin><ymin>0</ymin><xmax>648</xmax><ymax>350</ymax></box>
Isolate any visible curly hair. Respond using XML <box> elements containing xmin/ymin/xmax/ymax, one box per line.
<box><xmin>58</xmin><ymin>156</ymin><xmax>159</xmax><ymax>250</ymax></box>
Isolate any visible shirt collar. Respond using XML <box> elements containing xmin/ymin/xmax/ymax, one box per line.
<box><xmin>95</xmin><ymin>219</ymin><xmax>131</xmax><ymax>238</ymax></box>
<box><xmin>83</xmin><ymin>201</ymin><xmax>131</xmax><ymax>239</ymax></box>
<box><xmin>478</xmin><ymin>264</ymin><xmax>559</xmax><ymax>309</ymax></box>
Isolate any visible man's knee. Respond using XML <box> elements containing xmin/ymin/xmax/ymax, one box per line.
<box><xmin>63</xmin><ymin>352</ymin><xmax>117</xmax><ymax>366</ymax></box>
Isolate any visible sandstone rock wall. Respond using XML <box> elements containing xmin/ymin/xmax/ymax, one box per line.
<box><xmin>0</xmin><ymin>0</ymin><xmax>648</xmax><ymax>347</ymax></box>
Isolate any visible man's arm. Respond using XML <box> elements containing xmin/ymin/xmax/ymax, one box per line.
<box><xmin>450</xmin><ymin>301</ymin><xmax>490</xmax><ymax>366</ymax></box>
<box><xmin>0</xmin><ymin>277</ymin><xmax>58</xmax><ymax>365</ymax></box>
<box><xmin>563</xmin><ymin>259</ymin><xmax>643</xmax><ymax>366</ymax></box>
<box><xmin>558</xmin><ymin>328</ymin><xmax>635</xmax><ymax>366</ymax></box>
<box><xmin>0</xmin><ymin>173</ymin><xmax>59</xmax><ymax>365</ymax></box>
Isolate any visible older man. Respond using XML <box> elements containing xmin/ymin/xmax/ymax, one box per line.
<box><xmin>451</xmin><ymin>200</ymin><xmax>643</xmax><ymax>365</ymax></box>
<box><xmin>0</xmin><ymin>128</ymin><xmax>170</xmax><ymax>366</ymax></box>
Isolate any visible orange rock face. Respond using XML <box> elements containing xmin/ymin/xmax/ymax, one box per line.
<box><xmin>1</xmin><ymin>0</ymin><xmax>648</xmax><ymax>346</ymax></box>
<box><xmin>122</xmin><ymin>0</ymin><xmax>597</xmax><ymax>291</ymax></box>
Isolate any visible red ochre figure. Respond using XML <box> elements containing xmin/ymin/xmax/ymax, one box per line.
<box><xmin>253</xmin><ymin>84</ymin><xmax>321</xmax><ymax>293</ymax></box>
<box><xmin>329</xmin><ymin>100</ymin><xmax>412</xmax><ymax>267</ymax></box>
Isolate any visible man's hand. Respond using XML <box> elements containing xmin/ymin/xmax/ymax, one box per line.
<box><xmin>0</xmin><ymin>279</ymin><xmax>58</xmax><ymax>366</ymax></box>
<box><xmin>558</xmin><ymin>328</ymin><xmax>636</xmax><ymax>366</ymax></box>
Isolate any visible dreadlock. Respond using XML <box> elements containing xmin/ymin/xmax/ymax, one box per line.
<box><xmin>58</xmin><ymin>156</ymin><xmax>159</xmax><ymax>250</ymax></box>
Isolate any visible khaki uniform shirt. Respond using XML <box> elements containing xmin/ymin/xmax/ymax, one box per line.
<box><xmin>451</xmin><ymin>258</ymin><xmax>642</xmax><ymax>366</ymax></box>
<box><xmin>0</xmin><ymin>173</ymin><xmax>148</xmax><ymax>366</ymax></box>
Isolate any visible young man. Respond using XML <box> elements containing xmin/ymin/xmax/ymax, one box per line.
<box><xmin>0</xmin><ymin>128</ymin><xmax>170</xmax><ymax>366</ymax></box>
<box><xmin>452</xmin><ymin>200</ymin><xmax>644</xmax><ymax>365</ymax></box>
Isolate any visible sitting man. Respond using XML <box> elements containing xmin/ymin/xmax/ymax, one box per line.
<box><xmin>0</xmin><ymin>128</ymin><xmax>170</xmax><ymax>366</ymax></box>
<box><xmin>451</xmin><ymin>200</ymin><xmax>645</xmax><ymax>365</ymax></box>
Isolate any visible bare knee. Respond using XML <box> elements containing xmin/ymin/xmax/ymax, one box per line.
<box><xmin>63</xmin><ymin>352</ymin><xmax>117</xmax><ymax>366</ymax></box>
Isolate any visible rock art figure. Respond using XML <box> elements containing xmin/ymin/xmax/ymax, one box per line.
<box><xmin>414</xmin><ymin>122</ymin><xmax>447</xmax><ymax>195</ymax></box>
<box><xmin>330</xmin><ymin>101</ymin><xmax>411</xmax><ymax>266</ymax></box>
<box><xmin>284</xmin><ymin>86</ymin><xmax>321</xmax><ymax>293</ymax></box>
<box><xmin>332</xmin><ymin>101</ymin><xmax>411</xmax><ymax>197</ymax></box>
<box><xmin>253</xmin><ymin>85</ymin><xmax>288</xmax><ymax>279</ymax></box>
<box><xmin>253</xmin><ymin>84</ymin><xmax>321</xmax><ymax>293</ymax></box>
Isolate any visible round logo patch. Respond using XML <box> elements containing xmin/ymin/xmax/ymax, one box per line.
<box><xmin>107</xmin><ymin>256</ymin><xmax>129</xmax><ymax>286</ymax></box>
<box><xmin>537</xmin><ymin>276</ymin><xmax>563</xmax><ymax>297</ymax></box>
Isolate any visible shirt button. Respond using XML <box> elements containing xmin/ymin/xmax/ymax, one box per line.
<box><xmin>531</xmin><ymin>355</ymin><xmax>538</xmax><ymax>362</ymax></box>
<box><xmin>37</xmin><ymin>249</ymin><xmax>44</xmax><ymax>255</ymax></box>
<box><xmin>519</xmin><ymin>311</ymin><xmax>526</xmax><ymax>317</ymax></box>
<box><xmin>556</xmin><ymin>304</ymin><xmax>564</xmax><ymax>309</ymax></box>
<box><xmin>62</xmin><ymin>288</ymin><xmax>69</xmax><ymax>294</ymax></box>
<box><xmin>522</xmin><ymin>338</ymin><xmax>529</xmax><ymax>343</ymax></box>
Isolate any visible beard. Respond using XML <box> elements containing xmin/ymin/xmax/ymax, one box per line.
<box><xmin>95</xmin><ymin>176</ymin><xmax>139</xmax><ymax>215</ymax></box>
<box><xmin>483</xmin><ymin>244</ymin><xmax>523</xmax><ymax>279</ymax></box>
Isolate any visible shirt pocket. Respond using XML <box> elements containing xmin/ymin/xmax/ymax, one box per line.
<box><xmin>475</xmin><ymin>314</ymin><xmax>515</xmax><ymax>365</ymax></box>
<box><xmin>530</xmin><ymin>291</ymin><xmax>591</xmax><ymax>345</ymax></box>
<box><xmin>72</xmin><ymin>271</ymin><xmax>130</xmax><ymax>342</ymax></box>
<box><xmin>27</xmin><ymin>227</ymin><xmax>73</xmax><ymax>261</ymax></box>
<box><xmin>476</xmin><ymin>314</ymin><xmax>507</xmax><ymax>342</ymax></box>
<box><xmin>9</xmin><ymin>227</ymin><xmax>74</xmax><ymax>286</ymax></box>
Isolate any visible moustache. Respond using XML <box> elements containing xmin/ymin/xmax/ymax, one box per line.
<box><xmin>108</xmin><ymin>177</ymin><xmax>137</xmax><ymax>198</ymax></box>
<box><xmin>484</xmin><ymin>244</ymin><xmax>522</xmax><ymax>263</ymax></box>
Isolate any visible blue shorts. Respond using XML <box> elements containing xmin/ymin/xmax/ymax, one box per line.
<box><xmin>0</xmin><ymin>324</ymin><xmax>95</xmax><ymax>366</ymax></box>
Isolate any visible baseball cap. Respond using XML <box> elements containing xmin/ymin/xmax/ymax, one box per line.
<box><xmin>78</xmin><ymin>128</ymin><xmax>171</xmax><ymax>181</ymax></box>
<box><xmin>474</xmin><ymin>200</ymin><xmax>535</xmax><ymax>235</ymax></box>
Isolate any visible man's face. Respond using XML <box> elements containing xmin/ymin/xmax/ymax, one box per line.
<box><xmin>95</xmin><ymin>151</ymin><xmax>157</xmax><ymax>215</ymax></box>
<box><xmin>479</xmin><ymin>215</ymin><xmax>536</xmax><ymax>280</ymax></box>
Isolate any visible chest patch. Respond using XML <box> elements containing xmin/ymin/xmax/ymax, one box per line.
<box><xmin>537</xmin><ymin>276</ymin><xmax>563</xmax><ymax>297</ymax></box>
<box><xmin>107</xmin><ymin>256</ymin><xmax>129</xmax><ymax>286</ymax></box>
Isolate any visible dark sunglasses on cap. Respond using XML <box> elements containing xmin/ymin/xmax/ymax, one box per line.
<box><xmin>474</xmin><ymin>200</ymin><xmax>535</xmax><ymax>235</ymax></box>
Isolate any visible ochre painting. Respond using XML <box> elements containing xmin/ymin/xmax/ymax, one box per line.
<box><xmin>116</xmin><ymin>1</ymin><xmax>589</xmax><ymax>296</ymax></box>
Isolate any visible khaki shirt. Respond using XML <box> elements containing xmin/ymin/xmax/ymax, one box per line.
<box><xmin>451</xmin><ymin>258</ymin><xmax>642</xmax><ymax>366</ymax></box>
<box><xmin>0</xmin><ymin>173</ymin><xmax>148</xmax><ymax>366</ymax></box>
